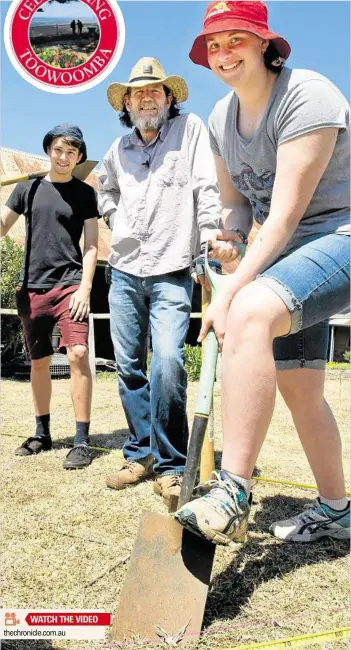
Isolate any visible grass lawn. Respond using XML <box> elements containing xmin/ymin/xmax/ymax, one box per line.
<box><xmin>1</xmin><ymin>373</ymin><xmax>349</xmax><ymax>649</ymax></box>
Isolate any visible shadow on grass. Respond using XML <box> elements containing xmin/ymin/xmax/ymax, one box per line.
<box><xmin>1</xmin><ymin>642</ymin><xmax>53</xmax><ymax>649</ymax></box>
<box><xmin>54</xmin><ymin>430</ymin><xmax>129</xmax><ymax>457</ymax></box>
<box><xmin>204</xmin><ymin>494</ymin><xmax>349</xmax><ymax>626</ymax></box>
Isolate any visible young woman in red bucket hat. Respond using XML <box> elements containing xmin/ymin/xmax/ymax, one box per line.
<box><xmin>175</xmin><ymin>1</ymin><xmax>350</xmax><ymax>545</ymax></box>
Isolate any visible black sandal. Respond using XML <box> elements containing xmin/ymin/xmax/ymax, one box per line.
<box><xmin>15</xmin><ymin>436</ymin><xmax>52</xmax><ymax>456</ymax></box>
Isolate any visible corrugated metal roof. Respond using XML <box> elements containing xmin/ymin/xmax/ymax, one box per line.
<box><xmin>1</xmin><ymin>147</ymin><xmax>109</xmax><ymax>262</ymax></box>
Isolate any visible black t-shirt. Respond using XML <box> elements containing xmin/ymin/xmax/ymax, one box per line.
<box><xmin>6</xmin><ymin>177</ymin><xmax>99</xmax><ymax>289</ymax></box>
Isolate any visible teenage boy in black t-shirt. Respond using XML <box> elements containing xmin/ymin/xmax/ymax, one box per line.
<box><xmin>1</xmin><ymin>124</ymin><xmax>99</xmax><ymax>469</ymax></box>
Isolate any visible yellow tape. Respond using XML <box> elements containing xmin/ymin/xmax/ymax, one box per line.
<box><xmin>253</xmin><ymin>475</ymin><xmax>351</xmax><ymax>497</ymax></box>
<box><xmin>2</xmin><ymin>432</ymin><xmax>351</xmax><ymax>495</ymax></box>
<box><xmin>1</xmin><ymin>433</ymin><xmax>123</xmax><ymax>455</ymax></box>
<box><xmin>224</xmin><ymin>626</ymin><xmax>350</xmax><ymax>650</ymax></box>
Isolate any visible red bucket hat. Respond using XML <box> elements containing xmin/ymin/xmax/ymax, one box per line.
<box><xmin>189</xmin><ymin>1</ymin><xmax>291</xmax><ymax>69</ymax></box>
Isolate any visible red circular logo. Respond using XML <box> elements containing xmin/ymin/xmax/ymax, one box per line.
<box><xmin>4</xmin><ymin>0</ymin><xmax>125</xmax><ymax>93</ymax></box>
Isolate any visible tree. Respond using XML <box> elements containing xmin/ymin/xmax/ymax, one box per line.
<box><xmin>1</xmin><ymin>237</ymin><xmax>24</xmax><ymax>360</ymax></box>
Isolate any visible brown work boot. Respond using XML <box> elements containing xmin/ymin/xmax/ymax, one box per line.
<box><xmin>153</xmin><ymin>474</ymin><xmax>183</xmax><ymax>507</ymax></box>
<box><xmin>106</xmin><ymin>455</ymin><xmax>154</xmax><ymax>490</ymax></box>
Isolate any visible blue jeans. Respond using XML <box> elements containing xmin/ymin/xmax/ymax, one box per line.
<box><xmin>257</xmin><ymin>233</ymin><xmax>350</xmax><ymax>369</ymax></box>
<box><xmin>109</xmin><ymin>267</ymin><xmax>193</xmax><ymax>475</ymax></box>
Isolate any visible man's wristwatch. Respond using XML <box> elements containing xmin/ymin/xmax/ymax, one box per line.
<box><xmin>229</xmin><ymin>228</ymin><xmax>248</xmax><ymax>245</ymax></box>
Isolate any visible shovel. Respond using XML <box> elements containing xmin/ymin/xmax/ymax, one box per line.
<box><xmin>0</xmin><ymin>159</ymin><xmax>98</xmax><ymax>186</ymax></box>
<box><xmin>111</xmin><ymin>242</ymin><xmax>246</xmax><ymax>646</ymax></box>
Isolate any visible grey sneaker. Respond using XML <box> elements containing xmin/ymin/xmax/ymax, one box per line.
<box><xmin>270</xmin><ymin>500</ymin><xmax>350</xmax><ymax>542</ymax></box>
<box><xmin>175</xmin><ymin>471</ymin><xmax>251</xmax><ymax>545</ymax></box>
<box><xmin>63</xmin><ymin>445</ymin><xmax>92</xmax><ymax>469</ymax></box>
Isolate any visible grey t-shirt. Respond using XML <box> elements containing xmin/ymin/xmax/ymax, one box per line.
<box><xmin>209</xmin><ymin>67</ymin><xmax>350</xmax><ymax>253</ymax></box>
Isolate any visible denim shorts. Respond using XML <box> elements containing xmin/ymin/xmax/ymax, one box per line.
<box><xmin>256</xmin><ymin>233</ymin><xmax>350</xmax><ymax>369</ymax></box>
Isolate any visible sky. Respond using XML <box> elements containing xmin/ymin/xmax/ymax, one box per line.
<box><xmin>1</xmin><ymin>1</ymin><xmax>350</xmax><ymax>167</ymax></box>
<box><xmin>32</xmin><ymin>0</ymin><xmax>98</xmax><ymax>19</ymax></box>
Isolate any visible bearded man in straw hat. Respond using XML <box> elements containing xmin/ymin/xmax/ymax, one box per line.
<box><xmin>98</xmin><ymin>57</ymin><xmax>225</xmax><ymax>507</ymax></box>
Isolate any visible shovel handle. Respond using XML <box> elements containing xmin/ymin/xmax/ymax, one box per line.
<box><xmin>0</xmin><ymin>160</ymin><xmax>98</xmax><ymax>187</ymax></box>
<box><xmin>178</xmin><ymin>327</ymin><xmax>218</xmax><ymax>508</ymax></box>
<box><xmin>176</xmin><ymin>242</ymin><xmax>247</xmax><ymax>509</ymax></box>
<box><xmin>0</xmin><ymin>171</ymin><xmax>48</xmax><ymax>186</ymax></box>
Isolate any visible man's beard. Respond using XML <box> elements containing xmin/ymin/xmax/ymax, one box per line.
<box><xmin>129</xmin><ymin>105</ymin><xmax>170</xmax><ymax>133</ymax></box>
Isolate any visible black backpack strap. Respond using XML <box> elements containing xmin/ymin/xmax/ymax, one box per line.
<box><xmin>22</xmin><ymin>178</ymin><xmax>41</xmax><ymax>289</ymax></box>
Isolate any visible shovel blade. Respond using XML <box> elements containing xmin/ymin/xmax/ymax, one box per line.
<box><xmin>72</xmin><ymin>159</ymin><xmax>98</xmax><ymax>181</ymax></box>
<box><xmin>111</xmin><ymin>511</ymin><xmax>215</xmax><ymax>644</ymax></box>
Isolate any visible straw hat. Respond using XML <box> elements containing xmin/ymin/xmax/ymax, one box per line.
<box><xmin>107</xmin><ymin>57</ymin><xmax>188</xmax><ymax>112</ymax></box>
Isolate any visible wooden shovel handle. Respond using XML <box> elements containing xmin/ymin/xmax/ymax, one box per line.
<box><xmin>199</xmin><ymin>285</ymin><xmax>215</xmax><ymax>483</ymax></box>
<box><xmin>0</xmin><ymin>171</ymin><xmax>47</xmax><ymax>186</ymax></box>
<box><xmin>1</xmin><ymin>160</ymin><xmax>98</xmax><ymax>187</ymax></box>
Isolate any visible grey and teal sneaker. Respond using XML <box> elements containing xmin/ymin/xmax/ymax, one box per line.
<box><xmin>270</xmin><ymin>499</ymin><xmax>350</xmax><ymax>542</ymax></box>
<box><xmin>174</xmin><ymin>471</ymin><xmax>251</xmax><ymax>546</ymax></box>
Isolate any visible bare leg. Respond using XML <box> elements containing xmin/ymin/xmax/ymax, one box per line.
<box><xmin>221</xmin><ymin>282</ymin><xmax>291</xmax><ymax>477</ymax></box>
<box><xmin>176</xmin><ymin>283</ymin><xmax>348</xmax><ymax>543</ymax></box>
<box><xmin>31</xmin><ymin>356</ymin><xmax>52</xmax><ymax>415</ymax></box>
<box><xmin>277</xmin><ymin>368</ymin><xmax>346</xmax><ymax>499</ymax></box>
<box><xmin>67</xmin><ymin>345</ymin><xmax>92</xmax><ymax>421</ymax></box>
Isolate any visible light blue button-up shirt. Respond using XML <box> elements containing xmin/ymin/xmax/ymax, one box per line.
<box><xmin>98</xmin><ymin>113</ymin><xmax>221</xmax><ymax>277</ymax></box>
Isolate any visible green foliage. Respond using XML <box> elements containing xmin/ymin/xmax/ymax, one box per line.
<box><xmin>342</xmin><ymin>349</ymin><xmax>350</xmax><ymax>363</ymax></box>
<box><xmin>1</xmin><ymin>237</ymin><xmax>23</xmax><ymax>308</ymax></box>
<box><xmin>1</xmin><ymin>237</ymin><xmax>24</xmax><ymax>358</ymax></box>
<box><xmin>184</xmin><ymin>344</ymin><xmax>202</xmax><ymax>381</ymax></box>
<box><xmin>327</xmin><ymin>362</ymin><xmax>350</xmax><ymax>370</ymax></box>
<box><xmin>33</xmin><ymin>46</ymin><xmax>86</xmax><ymax>68</ymax></box>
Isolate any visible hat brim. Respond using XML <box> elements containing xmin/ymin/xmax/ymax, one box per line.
<box><xmin>189</xmin><ymin>18</ymin><xmax>291</xmax><ymax>69</ymax></box>
<box><xmin>107</xmin><ymin>75</ymin><xmax>188</xmax><ymax>112</ymax></box>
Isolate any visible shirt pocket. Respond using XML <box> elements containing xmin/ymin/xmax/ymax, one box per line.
<box><xmin>157</xmin><ymin>152</ymin><xmax>188</xmax><ymax>187</ymax></box>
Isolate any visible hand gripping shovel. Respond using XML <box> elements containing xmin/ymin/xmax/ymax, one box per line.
<box><xmin>111</xmin><ymin>242</ymin><xmax>245</xmax><ymax>646</ymax></box>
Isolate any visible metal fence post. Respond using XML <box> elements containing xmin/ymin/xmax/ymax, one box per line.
<box><xmin>88</xmin><ymin>313</ymin><xmax>96</xmax><ymax>381</ymax></box>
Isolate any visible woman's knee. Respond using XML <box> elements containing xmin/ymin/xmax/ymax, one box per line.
<box><xmin>226</xmin><ymin>282</ymin><xmax>290</xmax><ymax>340</ymax></box>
